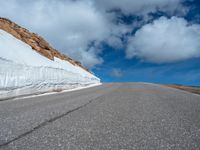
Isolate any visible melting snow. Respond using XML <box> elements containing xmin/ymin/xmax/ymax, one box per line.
<box><xmin>0</xmin><ymin>29</ymin><xmax>100</xmax><ymax>99</ymax></box>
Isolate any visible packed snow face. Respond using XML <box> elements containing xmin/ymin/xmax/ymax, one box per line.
<box><xmin>0</xmin><ymin>29</ymin><xmax>100</xmax><ymax>99</ymax></box>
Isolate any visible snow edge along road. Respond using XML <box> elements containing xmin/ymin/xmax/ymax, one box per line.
<box><xmin>0</xmin><ymin>83</ymin><xmax>102</xmax><ymax>101</ymax></box>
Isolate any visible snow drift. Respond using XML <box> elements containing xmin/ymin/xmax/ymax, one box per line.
<box><xmin>0</xmin><ymin>29</ymin><xmax>100</xmax><ymax>99</ymax></box>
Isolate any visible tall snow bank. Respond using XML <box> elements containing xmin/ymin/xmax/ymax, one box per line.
<box><xmin>0</xmin><ymin>29</ymin><xmax>100</xmax><ymax>99</ymax></box>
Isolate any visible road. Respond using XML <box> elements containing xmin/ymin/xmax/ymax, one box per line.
<box><xmin>0</xmin><ymin>83</ymin><xmax>200</xmax><ymax>150</ymax></box>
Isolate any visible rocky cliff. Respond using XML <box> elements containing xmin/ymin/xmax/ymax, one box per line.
<box><xmin>0</xmin><ymin>17</ymin><xmax>90</xmax><ymax>72</ymax></box>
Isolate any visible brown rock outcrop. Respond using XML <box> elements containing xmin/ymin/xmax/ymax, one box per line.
<box><xmin>0</xmin><ymin>17</ymin><xmax>90</xmax><ymax>73</ymax></box>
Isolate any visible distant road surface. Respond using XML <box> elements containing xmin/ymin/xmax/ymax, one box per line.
<box><xmin>0</xmin><ymin>83</ymin><xmax>200</xmax><ymax>150</ymax></box>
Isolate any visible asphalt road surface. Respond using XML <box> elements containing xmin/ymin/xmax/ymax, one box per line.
<box><xmin>0</xmin><ymin>83</ymin><xmax>200</xmax><ymax>150</ymax></box>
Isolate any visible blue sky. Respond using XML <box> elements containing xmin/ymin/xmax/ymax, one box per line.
<box><xmin>93</xmin><ymin>0</ymin><xmax>200</xmax><ymax>85</ymax></box>
<box><xmin>0</xmin><ymin>0</ymin><xmax>200</xmax><ymax>85</ymax></box>
<box><xmin>94</xmin><ymin>49</ymin><xmax>200</xmax><ymax>85</ymax></box>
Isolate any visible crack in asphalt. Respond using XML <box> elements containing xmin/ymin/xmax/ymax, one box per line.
<box><xmin>0</xmin><ymin>84</ymin><xmax>121</xmax><ymax>148</ymax></box>
<box><xmin>0</xmin><ymin>96</ymin><xmax>102</xmax><ymax>148</ymax></box>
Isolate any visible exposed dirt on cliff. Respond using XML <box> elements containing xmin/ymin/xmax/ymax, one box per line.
<box><xmin>0</xmin><ymin>17</ymin><xmax>90</xmax><ymax>73</ymax></box>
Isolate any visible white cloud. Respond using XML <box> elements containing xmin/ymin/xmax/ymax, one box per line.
<box><xmin>126</xmin><ymin>17</ymin><xmax>200</xmax><ymax>63</ymax></box>
<box><xmin>0</xmin><ymin>0</ymin><xmax>187</xmax><ymax>68</ymax></box>
<box><xmin>0</xmin><ymin>0</ymin><xmax>109</xmax><ymax>68</ymax></box>
<box><xmin>106</xmin><ymin>23</ymin><xmax>133</xmax><ymax>49</ymax></box>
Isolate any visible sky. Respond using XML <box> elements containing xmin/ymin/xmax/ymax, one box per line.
<box><xmin>0</xmin><ymin>0</ymin><xmax>200</xmax><ymax>85</ymax></box>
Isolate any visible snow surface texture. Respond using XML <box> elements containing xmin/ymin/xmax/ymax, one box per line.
<box><xmin>0</xmin><ymin>29</ymin><xmax>100</xmax><ymax>99</ymax></box>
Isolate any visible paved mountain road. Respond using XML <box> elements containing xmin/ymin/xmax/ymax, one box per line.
<box><xmin>0</xmin><ymin>83</ymin><xmax>200</xmax><ymax>150</ymax></box>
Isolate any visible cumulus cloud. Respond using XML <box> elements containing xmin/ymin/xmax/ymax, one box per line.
<box><xmin>126</xmin><ymin>17</ymin><xmax>200</xmax><ymax>63</ymax></box>
<box><xmin>0</xmin><ymin>0</ymin><xmax>187</xmax><ymax>68</ymax></box>
<box><xmin>0</xmin><ymin>0</ymin><xmax>109</xmax><ymax>68</ymax></box>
